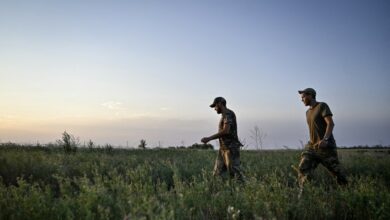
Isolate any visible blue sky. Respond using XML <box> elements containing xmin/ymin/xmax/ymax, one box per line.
<box><xmin>1</xmin><ymin>0</ymin><xmax>389</xmax><ymax>148</ymax></box>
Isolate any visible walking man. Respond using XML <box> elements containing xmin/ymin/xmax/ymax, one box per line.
<box><xmin>297</xmin><ymin>88</ymin><xmax>348</xmax><ymax>189</ymax></box>
<box><xmin>201</xmin><ymin>97</ymin><xmax>244</xmax><ymax>182</ymax></box>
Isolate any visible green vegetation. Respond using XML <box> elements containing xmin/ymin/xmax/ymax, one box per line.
<box><xmin>1</xmin><ymin>143</ymin><xmax>389</xmax><ymax>219</ymax></box>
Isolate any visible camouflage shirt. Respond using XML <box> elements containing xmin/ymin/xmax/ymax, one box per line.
<box><xmin>306</xmin><ymin>102</ymin><xmax>335</xmax><ymax>148</ymax></box>
<box><xmin>219</xmin><ymin>109</ymin><xmax>242</xmax><ymax>149</ymax></box>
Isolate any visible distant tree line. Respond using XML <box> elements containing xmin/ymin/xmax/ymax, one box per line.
<box><xmin>1</xmin><ymin>131</ymin><xmax>388</xmax><ymax>151</ymax></box>
<box><xmin>338</xmin><ymin>145</ymin><xmax>390</xmax><ymax>149</ymax></box>
<box><xmin>188</xmin><ymin>143</ymin><xmax>214</xmax><ymax>150</ymax></box>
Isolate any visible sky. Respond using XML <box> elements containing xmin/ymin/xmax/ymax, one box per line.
<box><xmin>1</xmin><ymin>0</ymin><xmax>389</xmax><ymax>148</ymax></box>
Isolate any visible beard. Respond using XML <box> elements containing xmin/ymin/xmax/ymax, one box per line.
<box><xmin>302</xmin><ymin>99</ymin><xmax>311</xmax><ymax>106</ymax></box>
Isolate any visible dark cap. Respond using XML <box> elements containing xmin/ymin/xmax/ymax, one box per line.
<box><xmin>298</xmin><ymin>88</ymin><xmax>316</xmax><ymax>96</ymax></box>
<box><xmin>210</xmin><ymin>97</ymin><xmax>226</xmax><ymax>108</ymax></box>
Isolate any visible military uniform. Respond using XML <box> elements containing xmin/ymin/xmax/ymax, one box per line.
<box><xmin>213</xmin><ymin>109</ymin><xmax>245</xmax><ymax>182</ymax></box>
<box><xmin>298</xmin><ymin>102</ymin><xmax>348</xmax><ymax>187</ymax></box>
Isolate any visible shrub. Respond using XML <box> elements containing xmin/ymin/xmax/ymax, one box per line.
<box><xmin>57</xmin><ymin>131</ymin><xmax>78</xmax><ymax>153</ymax></box>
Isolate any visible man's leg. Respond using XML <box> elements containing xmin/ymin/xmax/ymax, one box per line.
<box><xmin>298</xmin><ymin>149</ymin><xmax>319</xmax><ymax>188</ymax></box>
<box><xmin>213</xmin><ymin>149</ymin><xmax>227</xmax><ymax>177</ymax></box>
<box><xmin>227</xmin><ymin>147</ymin><xmax>245</xmax><ymax>183</ymax></box>
<box><xmin>320</xmin><ymin>149</ymin><xmax>348</xmax><ymax>186</ymax></box>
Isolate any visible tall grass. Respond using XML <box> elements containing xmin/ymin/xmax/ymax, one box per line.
<box><xmin>0</xmin><ymin>144</ymin><xmax>389</xmax><ymax>219</ymax></box>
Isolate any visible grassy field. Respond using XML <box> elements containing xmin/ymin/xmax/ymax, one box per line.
<box><xmin>0</xmin><ymin>144</ymin><xmax>389</xmax><ymax>219</ymax></box>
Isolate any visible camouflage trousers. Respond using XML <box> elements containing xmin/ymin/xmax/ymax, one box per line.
<box><xmin>213</xmin><ymin>147</ymin><xmax>245</xmax><ymax>182</ymax></box>
<box><xmin>298</xmin><ymin>146</ymin><xmax>348</xmax><ymax>187</ymax></box>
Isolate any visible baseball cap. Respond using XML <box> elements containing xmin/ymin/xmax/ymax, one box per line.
<box><xmin>210</xmin><ymin>97</ymin><xmax>226</xmax><ymax>108</ymax></box>
<box><xmin>298</xmin><ymin>88</ymin><xmax>316</xmax><ymax>96</ymax></box>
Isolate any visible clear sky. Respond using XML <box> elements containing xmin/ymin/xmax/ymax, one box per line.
<box><xmin>1</xmin><ymin>0</ymin><xmax>389</xmax><ymax>148</ymax></box>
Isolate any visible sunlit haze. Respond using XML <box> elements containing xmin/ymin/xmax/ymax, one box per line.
<box><xmin>1</xmin><ymin>0</ymin><xmax>389</xmax><ymax>148</ymax></box>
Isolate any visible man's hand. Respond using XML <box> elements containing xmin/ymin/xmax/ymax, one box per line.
<box><xmin>201</xmin><ymin>137</ymin><xmax>210</xmax><ymax>144</ymax></box>
<box><xmin>318</xmin><ymin>139</ymin><xmax>328</xmax><ymax>148</ymax></box>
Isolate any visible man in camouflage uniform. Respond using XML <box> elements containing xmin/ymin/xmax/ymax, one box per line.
<box><xmin>297</xmin><ymin>88</ymin><xmax>348</xmax><ymax>188</ymax></box>
<box><xmin>201</xmin><ymin>97</ymin><xmax>244</xmax><ymax>182</ymax></box>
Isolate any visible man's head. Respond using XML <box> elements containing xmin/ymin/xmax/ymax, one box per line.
<box><xmin>210</xmin><ymin>97</ymin><xmax>226</xmax><ymax>114</ymax></box>
<box><xmin>298</xmin><ymin>88</ymin><xmax>316</xmax><ymax>106</ymax></box>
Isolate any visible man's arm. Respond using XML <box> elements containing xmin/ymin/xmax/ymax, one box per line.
<box><xmin>201</xmin><ymin>122</ymin><xmax>230</xmax><ymax>143</ymax></box>
<box><xmin>319</xmin><ymin>116</ymin><xmax>334</xmax><ymax>148</ymax></box>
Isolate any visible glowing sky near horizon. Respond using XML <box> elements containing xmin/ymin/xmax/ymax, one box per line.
<box><xmin>1</xmin><ymin>0</ymin><xmax>389</xmax><ymax>148</ymax></box>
